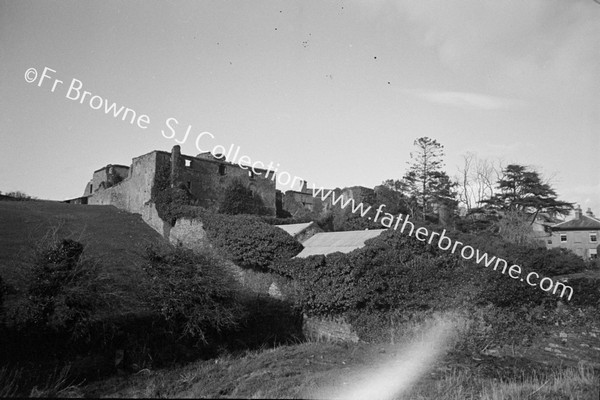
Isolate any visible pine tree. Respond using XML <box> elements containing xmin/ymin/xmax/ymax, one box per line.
<box><xmin>403</xmin><ymin>137</ymin><xmax>456</xmax><ymax>219</ymax></box>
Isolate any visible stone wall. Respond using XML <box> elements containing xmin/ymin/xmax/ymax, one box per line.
<box><xmin>169</xmin><ymin>147</ymin><xmax>277</xmax><ymax>216</ymax></box>
<box><xmin>484</xmin><ymin>324</ymin><xmax>600</xmax><ymax>368</ymax></box>
<box><xmin>302</xmin><ymin>315</ymin><xmax>360</xmax><ymax>343</ymax></box>
<box><xmin>89</xmin><ymin>151</ymin><xmax>160</xmax><ymax>215</ymax></box>
<box><xmin>169</xmin><ymin>217</ymin><xmax>211</xmax><ymax>251</ymax></box>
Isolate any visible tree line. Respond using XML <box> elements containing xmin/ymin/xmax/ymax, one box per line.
<box><xmin>382</xmin><ymin>137</ymin><xmax>573</xmax><ymax>227</ymax></box>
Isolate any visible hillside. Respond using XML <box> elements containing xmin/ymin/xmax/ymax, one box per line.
<box><xmin>0</xmin><ymin>200</ymin><xmax>167</xmax><ymax>292</ymax></box>
<box><xmin>81</xmin><ymin>334</ymin><xmax>599</xmax><ymax>399</ymax></box>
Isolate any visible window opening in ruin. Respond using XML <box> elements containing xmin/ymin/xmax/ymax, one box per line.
<box><xmin>219</xmin><ymin>164</ymin><xmax>226</xmax><ymax>176</ymax></box>
<box><xmin>185</xmin><ymin>159</ymin><xmax>191</xmax><ymax>167</ymax></box>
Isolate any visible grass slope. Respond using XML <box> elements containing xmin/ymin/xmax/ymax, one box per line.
<box><xmin>0</xmin><ymin>200</ymin><xmax>166</xmax><ymax>293</ymax></box>
<box><xmin>81</xmin><ymin>341</ymin><xmax>599</xmax><ymax>399</ymax></box>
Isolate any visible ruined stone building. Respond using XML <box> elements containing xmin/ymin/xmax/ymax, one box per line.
<box><xmin>74</xmin><ymin>145</ymin><xmax>277</xmax><ymax>216</ymax></box>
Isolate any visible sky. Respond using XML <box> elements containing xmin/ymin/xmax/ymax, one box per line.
<box><xmin>1</xmin><ymin>0</ymin><xmax>598</xmax><ymax>215</ymax></box>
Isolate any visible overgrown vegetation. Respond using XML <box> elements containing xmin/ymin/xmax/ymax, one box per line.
<box><xmin>142</xmin><ymin>246</ymin><xmax>244</xmax><ymax>343</ymax></box>
<box><xmin>0</xmin><ymin>232</ymin><xmax>302</xmax><ymax>396</ymax></box>
<box><xmin>218</xmin><ymin>179</ymin><xmax>269</xmax><ymax>215</ymax></box>
<box><xmin>268</xmin><ymin>222</ymin><xmax>598</xmax><ymax>348</ymax></box>
<box><xmin>200</xmin><ymin>211</ymin><xmax>304</xmax><ymax>271</ymax></box>
<box><xmin>8</xmin><ymin>239</ymin><xmax>116</xmax><ymax>342</ymax></box>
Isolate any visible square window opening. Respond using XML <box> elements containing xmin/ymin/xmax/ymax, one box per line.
<box><xmin>560</xmin><ymin>234</ymin><xmax>567</xmax><ymax>242</ymax></box>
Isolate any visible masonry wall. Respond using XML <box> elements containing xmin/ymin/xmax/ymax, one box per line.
<box><xmin>88</xmin><ymin>151</ymin><xmax>160</xmax><ymax>214</ymax></box>
<box><xmin>302</xmin><ymin>315</ymin><xmax>360</xmax><ymax>343</ymax></box>
<box><xmin>173</xmin><ymin>152</ymin><xmax>277</xmax><ymax>215</ymax></box>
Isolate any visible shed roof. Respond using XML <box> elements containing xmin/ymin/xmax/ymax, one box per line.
<box><xmin>276</xmin><ymin>222</ymin><xmax>314</xmax><ymax>237</ymax></box>
<box><xmin>295</xmin><ymin>229</ymin><xmax>386</xmax><ymax>258</ymax></box>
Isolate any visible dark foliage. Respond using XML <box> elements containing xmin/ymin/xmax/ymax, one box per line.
<box><xmin>269</xmin><ymin>223</ymin><xmax>589</xmax><ymax>323</ymax></box>
<box><xmin>10</xmin><ymin>239</ymin><xmax>110</xmax><ymax>340</ymax></box>
<box><xmin>142</xmin><ymin>246</ymin><xmax>244</xmax><ymax>344</ymax></box>
<box><xmin>270</xmin><ymin>228</ymin><xmax>462</xmax><ymax>316</ymax></box>
<box><xmin>0</xmin><ymin>191</ymin><xmax>36</xmax><ymax>201</ymax></box>
<box><xmin>261</xmin><ymin>215</ymin><xmax>314</xmax><ymax>226</ymax></box>
<box><xmin>218</xmin><ymin>179</ymin><xmax>269</xmax><ymax>216</ymax></box>
<box><xmin>483</xmin><ymin>164</ymin><xmax>573</xmax><ymax>216</ymax></box>
<box><xmin>200</xmin><ymin>210</ymin><xmax>304</xmax><ymax>271</ymax></box>
<box><xmin>566</xmin><ymin>277</ymin><xmax>600</xmax><ymax>307</ymax></box>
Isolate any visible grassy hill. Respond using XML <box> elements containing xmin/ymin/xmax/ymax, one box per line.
<box><xmin>0</xmin><ymin>200</ymin><xmax>166</xmax><ymax>293</ymax></box>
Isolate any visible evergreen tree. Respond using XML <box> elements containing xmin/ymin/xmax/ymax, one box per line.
<box><xmin>484</xmin><ymin>164</ymin><xmax>573</xmax><ymax>218</ymax></box>
<box><xmin>403</xmin><ymin>137</ymin><xmax>456</xmax><ymax>219</ymax></box>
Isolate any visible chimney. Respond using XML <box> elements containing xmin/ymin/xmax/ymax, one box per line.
<box><xmin>586</xmin><ymin>208</ymin><xmax>594</xmax><ymax>217</ymax></box>
<box><xmin>171</xmin><ymin>145</ymin><xmax>181</xmax><ymax>187</ymax></box>
<box><xmin>574</xmin><ymin>205</ymin><xmax>582</xmax><ymax>219</ymax></box>
<box><xmin>301</xmin><ymin>180</ymin><xmax>308</xmax><ymax>192</ymax></box>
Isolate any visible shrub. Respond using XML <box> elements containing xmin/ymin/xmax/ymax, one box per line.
<box><xmin>270</xmin><ymin>228</ymin><xmax>462</xmax><ymax>316</ymax></box>
<box><xmin>151</xmin><ymin>161</ymin><xmax>195</xmax><ymax>225</ymax></box>
<box><xmin>10</xmin><ymin>239</ymin><xmax>113</xmax><ymax>341</ymax></box>
<box><xmin>566</xmin><ymin>277</ymin><xmax>600</xmax><ymax>307</ymax></box>
<box><xmin>452</xmin><ymin>231</ymin><xmax>585</xmax><ymax>308</ymax></box>
<box><xmin>200</xmin><ymin>211</ymin><xmax>303</xmax><ymax>271</ymax></box>
<box><xmin>142</xmin><ymin>246</ymin><xmax>244</xmax><ymax>344</ymax></box>
<box><xmin>261</xmin><ymin>215</ymin><xmax>314</xmax><ymax>226</ymax></box>
<box><xmin>154</xmin><ymin>187</ymin><xmax>194</xmax><ymax>226</ymax></box>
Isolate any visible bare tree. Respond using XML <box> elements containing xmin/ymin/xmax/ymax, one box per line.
<box><xmin>455</xmin><ymin>153</ymin><xmax>503</xmax><ymax>213</ymax></box>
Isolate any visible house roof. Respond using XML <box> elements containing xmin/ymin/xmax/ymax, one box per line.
<box><xmin>276</xmin><ymin>222</ymin><xmax>314</xmax><ymax>237</ymax></box>
<box><xmin>295</xmin><ymin>229</ymin><xmax>386</xmax><ymax>258</ymax></box>
<box><xmin>552</xmin><ymin>215</ymin><xmax>600</xmax><ymax>231</ymax></box>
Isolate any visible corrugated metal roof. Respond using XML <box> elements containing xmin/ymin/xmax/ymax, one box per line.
<box><xmin>295</xmin><ymin>229</ymin><xmax>387</xmax><ymax>258</ymax></box>
<box><xmin>552</xmin><ymin>215</ymin><xmax>600</xmax><ymax>231</ymax></box>
<box><xmin>276</xmin><ymin>222</ymin><xmax>314</xmax><ymax>237</ymax></box>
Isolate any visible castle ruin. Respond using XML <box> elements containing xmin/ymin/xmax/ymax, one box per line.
<box><xmin>75</xmin><ymin>145</ymin><xmax>277</xmax><ymax>217</ymax></box>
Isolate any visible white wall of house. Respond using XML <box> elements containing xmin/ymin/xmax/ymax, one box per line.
<box><xmin>547</xmin><ymin>229</ymin><xmax>599</xmax><ymax>259</ymax></box>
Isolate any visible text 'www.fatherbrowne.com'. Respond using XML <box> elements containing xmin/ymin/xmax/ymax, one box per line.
<box><xmin>311</xmin><ymin>185</ymin><xmax>574</xmax><ymax>301</ymax></box>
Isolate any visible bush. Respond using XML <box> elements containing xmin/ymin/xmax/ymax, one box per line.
<box><xmin>567</xmin><ymin>277</ymin><xmax>600</xmax><ymax>307</ymax></box>
<box><xmin>270</xmin><ymin>228</ymin><xmax>462</xmax><ymax>316</ymax></box>
<box><xmin>142</xmin><ymin>246</ymin><xmax>244</xmax><ymax>344</ymax></box>
<box><xmin>10</xmin><ymin>239</ymin><xmax>112</xmax><ymax>340</ymax></box>
<box><xmin>200</xmin><ymin>211</ymin><xmax>303</xmax><ymax>271</ymax></box>
<box><xmin>261</xmin><ymin>215</ymin><xmax>314</xmax><ymax>226</ymax></box>
<box><xmin>154</xmin><ymin>187</ymin><xmax>195</xmax><ymax>226</ymax></box>
<box><xmin>452</xmin><ymin>231</ymin><xmax>585</xmax><ymax>308</ymax></box>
